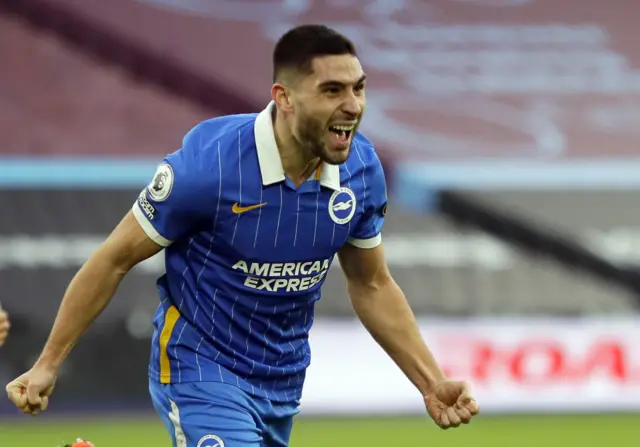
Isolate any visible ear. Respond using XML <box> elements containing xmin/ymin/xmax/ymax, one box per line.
<box><xmin>271</xmin><ymin>83</ymin><xmax>294</xmax><ymax>113</ymax></box>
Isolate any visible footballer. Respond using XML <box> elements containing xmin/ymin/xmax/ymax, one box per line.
<box><xmin>6</xmin><ymin>24</ymin><xmax>479</xmax><ymax>446</ymax></box>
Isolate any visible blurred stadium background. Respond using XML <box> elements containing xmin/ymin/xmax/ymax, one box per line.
<box><xmin>2</xmin><ymin>0</ymin><xmax>640</xmax><ymax>445</ymax></box>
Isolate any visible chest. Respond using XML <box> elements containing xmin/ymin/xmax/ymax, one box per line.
<box><xmin>210</xmin><ymin>183</ymin><xmax>362</xmax><ymax>261</ymax></box>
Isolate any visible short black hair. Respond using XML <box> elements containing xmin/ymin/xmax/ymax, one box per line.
<box><xmin>272</xmin><ymin>24</ymin><xmax>357</xmax><ymax>82</ymax></box>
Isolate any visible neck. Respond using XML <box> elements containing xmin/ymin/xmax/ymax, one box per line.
<box><xmin>273</xmin><ymin>108</ymin><xmax>321</xmax><ymax>186</ymax></box>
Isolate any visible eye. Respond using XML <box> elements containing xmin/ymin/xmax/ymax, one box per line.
<box><xmin>354</xmin><ymin>84</ymin><xmax>365</xmax><ymax>93</ymax></box>
<box><xmin>325</xmin><ymin>87</ymin><xmax>341</xmax><ymax>95</ymax></box>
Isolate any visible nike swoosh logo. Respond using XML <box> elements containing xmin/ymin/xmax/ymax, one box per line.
<box><xmin>232</xmin><ymin>202</ymin><xmax>267</xmax><ymax>214</ymax></box>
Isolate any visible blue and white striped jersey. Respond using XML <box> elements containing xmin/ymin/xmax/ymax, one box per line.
<box><xmin>133</xmin><ymin>101</ymin><xmax>387</xmax><ymax>403</ymax></box>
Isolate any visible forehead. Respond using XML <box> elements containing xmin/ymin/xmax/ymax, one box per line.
<box><xmin>308</xmin><ymin>54</ymin><xmax>364</xmax><ymax>85</ymax></box>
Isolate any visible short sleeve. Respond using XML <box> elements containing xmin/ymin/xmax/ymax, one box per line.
<box><xmin>347</xmin><ymin>154</ymin><xmax>387</xmax><ymax>249</ymax></box>
<box><xmin>132</xmin><ymin>125</ymin><xmax>215</xmax><ymax>246</ymax></box>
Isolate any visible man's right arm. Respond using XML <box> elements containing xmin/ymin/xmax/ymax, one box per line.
<box><xmin>34</xmin><ymin>121</ymin><xmax>216</xmax><ymax>373</ymax></box>
<box><xmin>34</xmin><ymin>210</ymin><xmax>162</xmax><ymax>372</ymax></box>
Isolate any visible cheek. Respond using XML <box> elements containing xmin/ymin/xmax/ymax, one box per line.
<box><xmin>304</xmin><ymin>116</ymin><xmax>325</xmax><ymax>135</ymax></box>
<box><xmin>294</xmin><ymin>118</ymin><xmax>316</xmax><ymax>141</ymax></box>
<box><xmin>293</xmin><ymin>116</ymin><xmax>307</xmax><ymax>135</ymax></box>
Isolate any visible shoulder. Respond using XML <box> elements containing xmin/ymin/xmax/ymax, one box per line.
<box><xmin>173</xmin><ymin>113</ymin><xmax>259</xmax><ymax>175</ymax></box>
<box><xmin>341</xmin><ymin>132</ymin><xmax>387</xmax><ymax>210</ymax></box>
<box><xmin>183</xmin><ymin>113</ymin><xmax>258</xmax><ymax>156</ymax></box>
<box><xmin>342</xmin><ymin>132</ymin><xmax>385</xmax><ymax>180</ymax></box>
<box><xmin>351</xmin><ymin>132</ymin><xmax>380</xmax><ymax>164</ymax></box>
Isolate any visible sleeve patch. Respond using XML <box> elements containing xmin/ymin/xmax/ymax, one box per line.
<box><xmin>147</xmin><ymin>163</ymin><xmax>174</xmax><ymax>202</ymax></box>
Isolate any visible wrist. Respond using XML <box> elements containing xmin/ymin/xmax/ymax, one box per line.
<box><xmin>417</xmin><ymin>367</ymin><xmax>447</xmax><ymax>396</ymax></box>
<box><xmin>34</xmin><ymin>351</ymin><xmax>64</xmax><ymax>373</ymax></box>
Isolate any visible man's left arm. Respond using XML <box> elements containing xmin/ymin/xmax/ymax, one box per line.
<box><xmin>339</xmin><ymin>149</ymin><xmax>478</xmax><ymax>428</ymax></box>
<box><xmin>337</xmin><ymin>243</ymin><xmax>445</xmax><ymax>396</ymax></box>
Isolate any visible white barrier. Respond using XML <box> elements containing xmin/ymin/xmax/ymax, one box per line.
<box><xmin>299</xmin><ymin>317</ymin><xmax>640</xmax><ymax>415</ymax></box>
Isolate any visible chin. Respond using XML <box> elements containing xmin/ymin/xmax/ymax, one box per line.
<box><xmin>322</xmin><ymin>147</ymin><xmax>351</xmax><ymax>165</ymax></box>
<box><xmin>323</xmin><ymin>157</ymin><xmax>346</xmax><ymax>166</ymax></box>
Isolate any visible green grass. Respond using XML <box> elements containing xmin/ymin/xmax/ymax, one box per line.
<box><xmin>1</xmin><ymin>414</ymin><xmax>639</xmax><ymax>446</ymax></box>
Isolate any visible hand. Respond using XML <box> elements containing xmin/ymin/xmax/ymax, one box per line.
<box><xmin>424</xmin><ymin>379</ymin><xmax>479</xmax><ymax>429</ymax></box>
<box><xmin>0</xmin><ymin>309</ymin><xmax>9</xmax><ymax>347</ymax></box>
<box><xmin>6</xmin><ymin>366</ymin><xmax>58</xmax><ymax>416</ymax></box>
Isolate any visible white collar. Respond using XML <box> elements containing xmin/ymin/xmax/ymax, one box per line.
<box><xmin>254</xmin><ymin>101</ymin><xmax>340</xmax><ymax>190</ymax></box>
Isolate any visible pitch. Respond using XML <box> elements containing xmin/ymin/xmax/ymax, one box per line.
<box><xmin>1</xmin><ymin>414</ymin><xmax>638</xmax><ymax>446</ymax></box>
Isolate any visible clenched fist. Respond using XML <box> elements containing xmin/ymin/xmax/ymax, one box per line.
<box><xmin>425</xmin><ymin>380</ymin><xmax>480</xmax><ymax>429</ymax></box>
<box><xmin>6</xmin><ymin>366</ymin><xmax>57</xmax><ymax>416</ymax></box>
<box><xmin>0</xmin><ymin>308</ymin><xmax>9</xmax><ymax>347</ymax></box>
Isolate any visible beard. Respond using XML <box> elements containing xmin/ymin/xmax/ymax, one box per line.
<box><xmin>295</xmin><ymin>108</ymin><xmax>354</xmax><ymax>165</ymax></box>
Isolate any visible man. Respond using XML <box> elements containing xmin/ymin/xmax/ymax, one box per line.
<box><xmin>0</xmin><ymin>306</ymin><xmax>9</xmax><ymax>347</ymax></box>
<box><xmin>6</xmin><ymin>24</ymin><xmax>478</xmax><ymax>445</ymax></box>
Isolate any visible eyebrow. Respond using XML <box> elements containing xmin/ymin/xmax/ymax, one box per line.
<box><xmin>318</xmin><ymin>74</ymin><xmax>367</xmax><ymax>89</ymax></box>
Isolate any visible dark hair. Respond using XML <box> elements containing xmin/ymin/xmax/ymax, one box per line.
<box><xmin>272</xmin><ymin>24</ymin><xmax>357</xmax><ymax>82</ymax></box>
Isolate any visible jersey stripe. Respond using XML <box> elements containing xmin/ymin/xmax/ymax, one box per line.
<box><xmin>159</xmin><ymin>305</ymin><xmax>181</xmax><ymax>383</ymax></box>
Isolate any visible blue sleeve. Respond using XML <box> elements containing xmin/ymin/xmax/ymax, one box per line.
<box><xmin>347</xmin><ymin>153</ymin><xmax>387</xmax><ymax>249</ymax></box>
<box><xmin>132</xmin><ymin>124</ymin><xmax>216</xmax><ymax>246</ymax></box>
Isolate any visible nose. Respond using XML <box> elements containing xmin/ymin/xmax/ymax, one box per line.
<box><xmin>341</xmin><ymin>92</ymin><xmax>362</xmax><ymax>118</ymax></box>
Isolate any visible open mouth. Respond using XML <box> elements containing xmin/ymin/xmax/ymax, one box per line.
<box><xmin>328</xmin><ymin>124</ymin><xmax>354</xmax><ymax>145</ymax></box>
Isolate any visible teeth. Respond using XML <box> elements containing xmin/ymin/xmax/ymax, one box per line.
<box><xmin>330</xmin><ymin>125</ymin><xmax>354</xmax><ymax>132</ymax></box>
